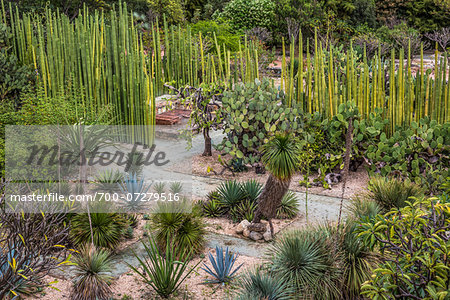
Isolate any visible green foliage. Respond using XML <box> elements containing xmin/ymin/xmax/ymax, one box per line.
<box><xmin>202</xmin><ymin>246</ymin><xmax>243</xmax><ymax>284</ymax></box>
<box><xmin>261</xmin><ymin>133</ymin><xmax>300</xmax><ymax>180</ymax></box>
<box><xmin>71</xmin><ymin>245</ymin><xmax>113</xmax><ymax>300</ymax></box>
<box><xmin>119</xmin><ymin>173</ymin><xmax>152</xmax><ymax>212</ymax></box>
<box><xmin>218</xmin><ymin>78</ymin><xmax>299</xmax><ymax>165</ymax></box>
<box><xmin>201</xmin><ymin>191</ymin><xmax>225</xmax><ymax>217</ymax></box>
<box><xmin>70</xmin><ymin>213</ymin><xmax>128</xmax><ymax>249</ymax></box>
<box><xmin>151</xmin><ymin>203</ymin><xmax>206</xmax><ymax>255</ymax></box>
<box><xmin>146</xmin><ymin>0</ymin><xmax>185</xmax><ymax>24</ymax></box>
<box><xmin>236</xmin><ymin>270</ymin><xmax>295</xmax><ymax>300</ymax></box>
<box><xmin>169</xmin><ymin>181</ymin><xmax>183</xmax><ymax>194</ymax></box>
<box><xmin>276</xmin><ymin>191</ymin><xmax>299</xmax><ymax>219</ymax></box>
<box><xmin>230</xmin><ymin>198</ymin><xmax>257</xmax><ymax>222</ymax></box>
<box><xmin>364</xmin><ymin>118</ymin><xmax>450</xmax><ymax>194</ymax></box>
<box><xmin>346</xmin><ymin>194</ymin><xmax>381</xmax><ymax>221</ymax></box>
<box><xmin>93</xmin><ymin>169</ymin><xmax>124</xmax><ymax>194</ymax></box>
<box><xmin>367</xmin><ymin>176</ymin><xmax>424</xmax><ymax>211</ymax></box>
<box><xmin>217</xmin><ymin>0</ymin><xmax>275</xmax><ymax>31</ymax></box>
<box><xmin>191</xmin><ymin>20</ymin><xmax>241</xmax><ymax>53</ymax></box>
<box><xmin>153</xmin><ymin>181</ymin><xmax>166</xmax><ymax>194</ymax></box>
<box><xmin>0</xmin><ymin>49</ymin><xmax>33</xmax><ymax>107</ymax></box>
<box><xmin>128</xmin><ymin>235</ymin><xmax>199</xmax><ymax>298</ymax></box>
<box><xmin>358</xmin><ymin>194</ymin><xmax>450</xmax><ymax>299</ymax></box>
<box><xmin>216</xmin><ymin>180</ymin><xmax>246</xmax><ymax>210</ymax></box>
<box><xmin>266</xmin><ymin>227</ymin><xmax>343</xmax><ymax>299</ymax></box>
<box><xmin>240</xmin><ymin>179</ymin><xmax>263</xmax><ymax>202</ymax></box>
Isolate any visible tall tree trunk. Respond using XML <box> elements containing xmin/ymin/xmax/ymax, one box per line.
<box><xmin>202</xmin><ymin>127</ymin><xmax>212</xmax><ymax>156</ymax></box>
<box><xmin>253</xmin><ymin>174</ymin><xmax>290</xmax><ymax>223</ymax></box>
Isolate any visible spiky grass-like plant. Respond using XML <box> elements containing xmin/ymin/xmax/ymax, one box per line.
<box><xmin>153</xmin><ymin>181</ymin><xmax>166</xmax><ymax>194</ymax></box>
<box><xmin>202</xmin><ymin>191</ymin><xmax>225</xmax><ymax>217</ymax></box>
<box><xmin>346</xmin><ymin>194</ymin><xmax>381</xmax><ymax>221</ymax></box>
<box><xmin>230</xmin><ymin>199</ymin><xmax>257</xmax><ymax>222</ymax></box>
<box><xmin>93</xmin><ymin>169</ymin><xmax>124</xmax><ymax>193</ymax></box>
<box><xmin>368</xmin><ymin>176</ymin><xmax>423</xmax><ymax>211</ymax></box>
<box><xmin>217</xmin><ymin>180</ymin><xmax>246</xmax><ymax>211</ymax></box>
<box><xmin>119</xmin><ymin>172</ymin><xmax>152</xmax><ymax>212</ymax></box>
<box><xmin>202</xmin><ymin>246</ymin><xmax>243</xmax><ymax>284</ymax></box>
<box><xmin>267</xmin><ymin>227</ymin><xmax>342</xmax><ymax>299</ymax></box>
<box><xmin>236</xmin><ymin>269</ymin><xmax>295</xmax><ymax>300</ymax></box>
<box><xmin>151</xmin><ymin>203</ymin><xmax>206</xmax><ymax>255</ymax></box>
<box><xmin>169</xmin><ymin>181</ymin><xmax>183</xmax><ymax>194</ymax></box>
<box><xmin>71</xmin><ymin>245</ymin><xmax>113</xmax><ymax>300</ymax></box>
<box><xmin>240</xmin><ymin>180</ymin><xmax>262</xmax><ymax>202</ymax></box>
<box><xmin>128</xmin><ymin>236</ymin><xmax>199</xmax><ymax>298</ymax></box>
<box><xmin>70</xmin><ymin>213</ymin><xmax>128</xmax><ymax>249</ymax></box>
<box><xmin>276</xmin><ymin>191</ymin><xmax>299</xmax><ymax>219</ymax></box>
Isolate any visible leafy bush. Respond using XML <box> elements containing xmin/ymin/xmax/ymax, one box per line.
<box><xmin>202</xmin><ymin>246</ymin><xmax>243</xmax><ymax>284</ymax></box>
<box><xmin>71</xmin><ymin>245</ymin><xmax>113</xmax><ymax>300</ymax></box>
<box><xmin>266</xmin><ymin>227</ymin><xmax>342</xmax><ymax>299</ymax></box>
<box><xmin>151</xmin><ymin>203</ymin><xmax>206</xmax><ymax>255</ymax></box>
<box><xmin>191</xmin><ymin>20</ymin><xmax>241</xmax><ymax>53</ymax></box>
<box><xmin>146</xmin><ymin>0</ymin><xmax>185</xmax><ymax>24</ymax></box>
<box><xmin>236</xmin><ymin>270</ymin><xmax>295</xmax><ymax>300</ymax></box>
<box><xmin>365</xmin><ymin>118</ymin><xmax>449</xmax><ymax>194</ymax></box>
<box><xmin>276</xmin><ymin>191</ymin><xmax>299</xmax><ymax>219</ymax></box>
<box><xmin>367</xmin><ymin>176</ymin><xmax>423</xmax><ymax>211</ymax></box>
<box><xmin>358</xmin><ymin>194</ymin><xmax>450</xmax><ymax>299</ymax></box>
<box><xmin>218</xmin><ymin>78</ymin><xmax>300</xmax><ymax>165</ymax></box>
<box><xmin>70</xmin><ymin>213</ymin><xmax>128</xmax><ymax>249</ymax></box>
<box><xmin>217</xmin><ymin>0</ymin><xmax>276</xmax><ymax>31</ymax></box>
<box><xmin>129</xmin><ymin>236</ymin><xmax>199</xmax><ymax>298</ymax></box>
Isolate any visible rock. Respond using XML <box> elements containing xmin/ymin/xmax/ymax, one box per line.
<box><xmin>236</xmin><ymin>220</ymin><xmax>251</xmax><ymax>234</ymax></box>
<box><xmin>263</xmin><ymin>229</ymin><xmax>272</xmax><ymax>241</ymax></box>
<box><xmin>249</xmin><ymin>231</ymin><xmax>263</xmax><ymax>241</ymax></box>
<box><xmin>243</xmin><ymin>228</ymin><xmax>251</xmax><ymax>238</ymax></box>
<box><xmin>247</xmin><ymin>223</ymin><xmax>267</xmax><ymax>232</ymax></box>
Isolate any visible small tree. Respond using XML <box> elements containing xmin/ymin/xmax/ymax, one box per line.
<box><xmin>358</xmin><ymin>194</ymin><xmax>450</xmax><ymax>299</ymax></box>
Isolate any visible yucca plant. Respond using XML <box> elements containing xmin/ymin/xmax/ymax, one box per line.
<box><xmin>125</xmin><ymin>151</ymin><xmax>144</xmax><ymax>176</ymax></box>
<box><xmin>151</xmin><ymin>203</ymin><xmax>206</xmax><ymax>255</ymax></box>
<box><xmin>169</xmin><ymin>181</ymin><xmax>183</xmax><ymax>194</ymax></box>
<box><xmin>202</xmin><ymin>246</ymin><xmax>243</xmax><ymax>284</ymax></box>
<box><xmin>276</xmin><ymin>191</ymin><xmax>299</xmax><ymax>219</ymax></box>
<box><xmin>119</xmin><ymin>172</ymin><xmax>152</xmax><ymax>212</ymax></box>
<box><xmin>70</xmin><ymin>213</ymin><xmax>128</xmax><ymax>249</ymax></box>
<box><xmin>217</xmin><ymin>180</ymin><xmax>246</xmax><ymax>211</ymax></box>
<box><xmin>202</xmin><ymin>191</ymin><xmax>225</xmax><ymax>217</ymax></box>
<box><xmin>93</xmin><ymin>169</ymin><xmax>124</xmax><ymax>193</ymax></box>
<box><xmin>367</xmin><ymin>176</ymin><xmax>423</xmax><ymax>211</ymax></box>
<box><xmin>236</xmin><ymin>269</ymin><xmax>295</xmax><ymax>300</ymax></box>
<box><xmin>71</xmin><ymin>245</ymin><xmax>113</xmax><ymax>300</ymax></box>
<box><xmin>267</xmin><ymin>228</ymin><xmax>343</xmax><ymax>299</ymax></box>
<box><xmin>128</xmin><ymin>236</ymin><xmax>199</xmax><ymax>298</ymax></box>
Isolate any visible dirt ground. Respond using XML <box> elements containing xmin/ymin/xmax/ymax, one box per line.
<box><xmin>192</xmin><ymin>150</ymin><xmax>370</xmax><ymax>199</ymax></box>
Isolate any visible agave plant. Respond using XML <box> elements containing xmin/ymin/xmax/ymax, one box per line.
<box><xmin>217</xmin><ymin>180</ymin><xmax>246</xmax><ymax>211</ymax></box>
<box><xmin>276</xmin><ymin>191</ymin><xmax>299</xmax><ymax>219</ymax></box>
<box><xmin>202</xmin><ymin>191</ymin><xmax>225</xmax><ymax>217</ymax></box>
<box><xmin>128</xmin><ymin>236</ymin><xmax>199</xmax><ymax>298</ymax></box>
<box><xmin>240</xmin><ymin>180</ymin><xmax>263</xmax><ymax>202</ymax></box>
<box><xmin>71</xmin><ymin>245</ymin><xmax>113</xmax><ymax>300</ymax></box>
<box><xmin>93</xmin><ymin>169</ymin><xmax>124</xmax><ymax>193</ymax></box>
<box><xmin>202</xmin><ymin>246</ymin><xmax>243</xmax><ymax>284</ymax></box>
<box><xmin>169</xmin><ymin>181</ymin><xmax>183</xmax><ymax>194</ymax></box>
<box><xmin>119</xmin><ymin>172</ymin><xmax>152</xmax><ymax>212</ymax></box>
<box><xmin>125</xmin><ymin>151</ymin><xmax>144</xmax><ymax>176</ymax></box>
<box><xmin>230</xmin><ymin>199</ymin><xmax>257</xmax><ymax>222</ymax></box>
<box><xmin>153</xmin><ymin>181</ymin><xmax>166</xmax><ymax>194</ymax></box>
<box><xmin>236</xmin><ymin>269</ymin><xmax>295</xmax><ymax>300</ymax></box>
<box><xmin>70</xmin><ymin>245</ymin><xmax>113</xmax><ymax>300</ymax></box>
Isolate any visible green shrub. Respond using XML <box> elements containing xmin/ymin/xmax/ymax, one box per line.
<box><xmin>70</xmin><ymin>213</ymin><xmax>128</xmax><ymax>249</ymax></box>
<box><xmin>191</xmin><ymin>20</ymin><xmax>241</xmax><ymax>53</ymax></box>
<box><xmin>236</xmin><ymin>269</ymin><xmax>295</xmax><ymax>300</ymax></box>
<box><xmin>93</xmin><ymin>169</ymin><xmax>124</xmax><ymax>194</ymax></box>
<box><xmin>151</xmin><ymin>203</ymin><xmax>206</xmax><ymax>255</ymax></box>
<box><xmin>346</xmin><ymin>194</ymin><xmax>381</xmax><ymax>221</ymax></box>
<box><xmin>217</xmin><ymin>0</ymin><xmax>275</xmax><ymax>31</ymax></box>
<box><xmin>230</xmin><ymin>198</ymin><xmax>257</xmax><ymax>222</ymax></box>
<box><xmin>128</xmin><ymin>236</ymin><xmax>199</xmax><ymax>298</ymax></box>
<box><xmin>71</xmin><ymin>245</ymin><xmax>113</xmax><ymax>300</ymax></box>
<box><xmin>358</xmin><ymin>194</ymin><xmax>450</xmax><ymax>299</ymax></box>
<box><xmin>367</xmin><ymin>176</ymin><xmax>424</xmax><ymax>211</ymax></box>
<box><xmin>201</xmin><ymin>191</ymin><xmax>225</xmax><ymax>217</ymax></box>
<box><xmin>240</xmin><ymin>180</ymin><xmax>263</xmax><ymax>202</ymax></box>
<box><xmin>146</xmin><ymin>0</ymin><xmax>185</xmax><ymax>24</ymax></box>
<box><xmin>216</xmin><ymin>180</ymin><xmax>246</xmax><ymax>211</ymax></box>
<box><xmin>276</xmin><ymin>191</ymin><xmax>299</xmax><ymax>219</ymax></box>
<box><xmin>266</xmin><ymin>227</ymin><xmax>342</xmax><ymax>299</ymax></box>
